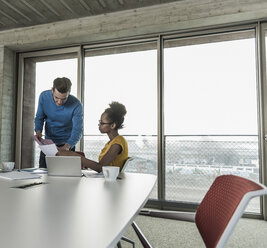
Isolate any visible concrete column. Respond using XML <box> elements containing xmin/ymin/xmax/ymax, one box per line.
<box><xmin>21</xmin><ymin>58</ymin><xmax>36</xmax><ymax>168</ymax></box>
<box><xmin>0</xmin><ymin>46</ymin><xmax>16</xmax><ymax>165</ymax></box>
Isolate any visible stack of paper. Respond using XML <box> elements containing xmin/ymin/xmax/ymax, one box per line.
<box><xmin>0</xmin><ymin>171</ymin><xmax>41</xmax><ymax>180</ymax></box>
<box><xmin>20</xmin><ymin>168</ymin><xmax>48</xmax><ymax>174</ymax></box>
<box><xmin>83</xmin><ymin>171</ymin><xmax>104</xmax><ymax>178</ymax></box>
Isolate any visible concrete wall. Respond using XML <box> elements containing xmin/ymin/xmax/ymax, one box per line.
<box><xmin>0</xmin><ymin>0</ymin><xmax>267</xmax><ymax>164</ymax></box>
<box><xmin>1</xmin><ymin>0</ymin><xmax>267</xmax><ymax>51</ymax></box>
<box><xmin>21</xmin><ymin>59</ymin><xmax>36</xmax><ymax>168</ymax></box>
<box><xmin>0</xmin><ymin>47</ymin><xmax>15</xmax><ymax>164</ymax></box>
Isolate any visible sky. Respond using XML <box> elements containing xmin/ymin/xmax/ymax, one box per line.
<box><xmin>36</xmin><ymin>38</ymin><xmax>258</xmax><ymax>137</ymax></box>
<box><xmin>164</xmin><ymin>38</ymin><xmax>257</xmax><ymax>135</ymax></box>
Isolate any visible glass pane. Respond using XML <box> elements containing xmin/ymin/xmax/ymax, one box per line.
<box><xmin>164</xmin><ymin>31</ymin><xmax>260</xmax><ymax>213</ymax></box>
<box><xmin>84</xmin><ymin>42</ymin><xmax>158</xmax><ymax>199</ymax></box>
<box><xmin>34</xmin><ymin>58</ymin><xmax>78</xmax><ymax>166</ymax></box>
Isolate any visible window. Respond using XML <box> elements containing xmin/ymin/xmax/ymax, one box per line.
<box><xmin>164</xmin><ymin>30</ymin><xmax>260</xmax><ymax>212</ymax></box>
<box><xmin>84</xmin><ymin>41</ymin><xmax>158</xmax><ymax>198</ymax></box>
<box><xmin>17</xmin><ymin>49</ymin><xmax>79</xmax><ymax>168</ymax></box>
<box><xmin>34</xmin><ymin>58</ymin><xmax>78</xmax><ymax>166</ymax></box>
<box><xmin>17</xmin><ymin>26</ymin><xmax>267</xmax><ymax>217</ymax></box>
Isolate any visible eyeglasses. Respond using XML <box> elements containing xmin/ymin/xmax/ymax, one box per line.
<box><xmin>98</xmin><ymin>120</ymin><xmax>113</xmax><ymax>125</ymax></box>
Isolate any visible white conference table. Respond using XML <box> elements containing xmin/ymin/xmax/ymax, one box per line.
<box><xmin>0</xmin><ymin>171</ymin><xmax>156</xmax><ymax>248</ymax></box>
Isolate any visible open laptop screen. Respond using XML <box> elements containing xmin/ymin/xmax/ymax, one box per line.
<box><xmin>45</xmin><ymin>156</ymin><xmax>82</xmax><ymax>177</ymax></box>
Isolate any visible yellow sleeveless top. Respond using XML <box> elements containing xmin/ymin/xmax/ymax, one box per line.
<box><xmin>98</xmin><ymin>135</ymin><xmax>128</xmax><ymax>170</ymax></box>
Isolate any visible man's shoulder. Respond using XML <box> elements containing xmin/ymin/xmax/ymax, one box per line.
<box><xmin>40</xmin><ymin>90</ymin><xmax>51</xmax><ymax>97</ymax></box>
<box><xmin>39</xmin><ymin>90</ymin><xmax>52</xmax><ymax>101</ymax></box>
<box><xmin>68</xmin><ymin>95</ymin><xmax>82</xmax><ymax>105</ymax></box>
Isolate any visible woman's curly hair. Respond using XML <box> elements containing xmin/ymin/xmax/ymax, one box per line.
<box><xmin>104</xmin><ymin>101</ymin><xmax>127</xmax><ymax>130</ymax></box>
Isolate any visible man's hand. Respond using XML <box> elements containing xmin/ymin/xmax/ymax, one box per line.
<box><xmin>57</xmin><ymin>143</ymin><xmax>71</xmax><ymax>151</ymax></box>
<box><xmin>36</xmin><ymin>131</ymin><xmax>42</xmax><ymax>141</ymax></box>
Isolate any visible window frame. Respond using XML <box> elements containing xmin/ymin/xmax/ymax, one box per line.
<box><xmin>16</xmin><ymin>47</ymin><xmax>83</xmax><ymax>168</ymax></box>
<box><xmin>16</xmin><ymin>23</ymin><xmax>267</xmax><ymax>219</ymax></box>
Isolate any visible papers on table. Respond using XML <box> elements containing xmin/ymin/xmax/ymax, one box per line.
<box><xmin>83</xmin><ymin>171</ymin><xmax>104</xmax><ymax>178</ymax></box>
<box><xmin>33</xmin><ymin>135</ymin><xmax>58</xmax><ymax>156</ymax></box>
<box><xmin>0</xmin><ymin>171</ymin><xmax>41</xmax><ymax>180</ymax></box>
<box><xmin>20</xmin><ymin>168</ymin><xmax>48</xmax><ymax>174</ymax></box>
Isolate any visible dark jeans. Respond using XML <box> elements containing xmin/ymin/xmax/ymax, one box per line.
<box><xmin>39</xmin><ymin>144</ymin><xmax>75</xmax><ymax>168</ymax></box>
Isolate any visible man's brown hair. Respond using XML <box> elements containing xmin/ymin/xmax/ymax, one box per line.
<box><xmin>53</xmin><ymin>77</ymin><xmax>72</xmax><ymax>93</ymax></box>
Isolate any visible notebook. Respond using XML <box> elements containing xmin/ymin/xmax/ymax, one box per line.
<box><xmin>45</xmin><ymin>156</ymin><xmax>82</xmax><ymax>177</ymax></box>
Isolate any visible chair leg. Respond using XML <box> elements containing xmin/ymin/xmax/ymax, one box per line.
<box><xmin>131</xmin><ymin>221</ymin><xmax>152</xmax><ymax>248</ymax></box>
<box><xmin>121</xmin><ymin>236</ymin><xmax>135</xmax><ymax>247</ymax></box>
<box><xmin>139</xmin><ymin>209</ymin><xmax>195</xmax><ymax>222</ymax></box>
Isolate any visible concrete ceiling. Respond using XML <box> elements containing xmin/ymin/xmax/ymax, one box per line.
<box><xmin>0</xmin><ymin>0</ymin><xmax>181</xmax><ymax>32</ymax></box>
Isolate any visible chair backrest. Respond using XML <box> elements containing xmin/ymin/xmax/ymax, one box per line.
<box><xmin>195</xmin><ymin>175</ymin><xmax>267</xmax><ymax>248</ymax></box>
<box><xmin>121</xmin><ymin>157</ymin><xmax>134</xmax><ymax>172</ymax></box>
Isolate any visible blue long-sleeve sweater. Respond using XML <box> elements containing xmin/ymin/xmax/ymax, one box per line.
<box><xmin>34</xmin><ymin>90</ymin><xmax>83</xmax><ymax>147</ymax></box>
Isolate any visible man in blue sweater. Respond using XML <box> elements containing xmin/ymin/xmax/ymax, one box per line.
<box><xmin>34</xmin><ymin>77</ymin><xmax>83</xmax><ymax>168</ymax></box>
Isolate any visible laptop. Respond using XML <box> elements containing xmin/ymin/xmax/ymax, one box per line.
<box><xmin>45</xmin><ymin>156</ymin><xmax>83</xmax><ymax>177</ymax></box>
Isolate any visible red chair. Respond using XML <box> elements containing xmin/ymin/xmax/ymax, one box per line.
<box><xmin>140</xmin><ymin>175</ymin><xmax>267</xmax><ymax>248</ymax></box>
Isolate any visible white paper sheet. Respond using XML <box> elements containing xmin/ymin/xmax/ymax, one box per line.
<box><xmin>20</xmin><ymin>168</ymin><xmax>48</xmax><ymax>174</ymax></box>
<box><xmin>33</xmin><ymin>135</ymin><xmax>54</xmax><ymax>145</ymax></box>
<box><xmin>39</xmin><ymin>144</ymin><xmax>58</xmax><ymax>156</ymax></box>
<box><xmin>0</xmin><ymin>171</ymin><xmax>41</xmax><ymax>180</ymax></box>
<box><xmin>83</xmin><ymin>171</ymin><xmax>104</xmax><ymax>178</ymax></box>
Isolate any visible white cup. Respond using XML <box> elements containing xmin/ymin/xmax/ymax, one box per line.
<box><xmin>2</xmin><ymin>162</ymin><xmax>15</xmax><ymax>171</ymax></box>
<box><xmin>102</xmin><ymin>166</ymin><xmax>120</xmax><ymax>182</ymax></box>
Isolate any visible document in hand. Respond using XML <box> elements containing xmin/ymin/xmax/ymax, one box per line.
<box><xmin>33</xmin><ymin>135</ymin><xmax>58</xmax><ymax>156</ymax></box>
<box><xmin>39</xmin><ymin>144</ymin><xmax>58</xmax><ymax>156</ymax></box>
<box><xmin>32</xmin><ymin>135</ymin><xmax>54</xmax><ymax>145</ymax></box>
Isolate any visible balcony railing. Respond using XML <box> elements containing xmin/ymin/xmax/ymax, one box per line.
<box><xmin>83</xmin><ymin>134</ymin><xmax>260</xmax><ymax>213</ymax></box>
<box><xmin>34</xmin><ymin>134</ymin><xmax>260</xmax><ymax>213</ymax></box>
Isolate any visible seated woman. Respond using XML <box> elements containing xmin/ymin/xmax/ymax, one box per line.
<box><xmin>57</xmin><ymin>101</ymin><xmax>128</xmax><ymax>173</ymax></box>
